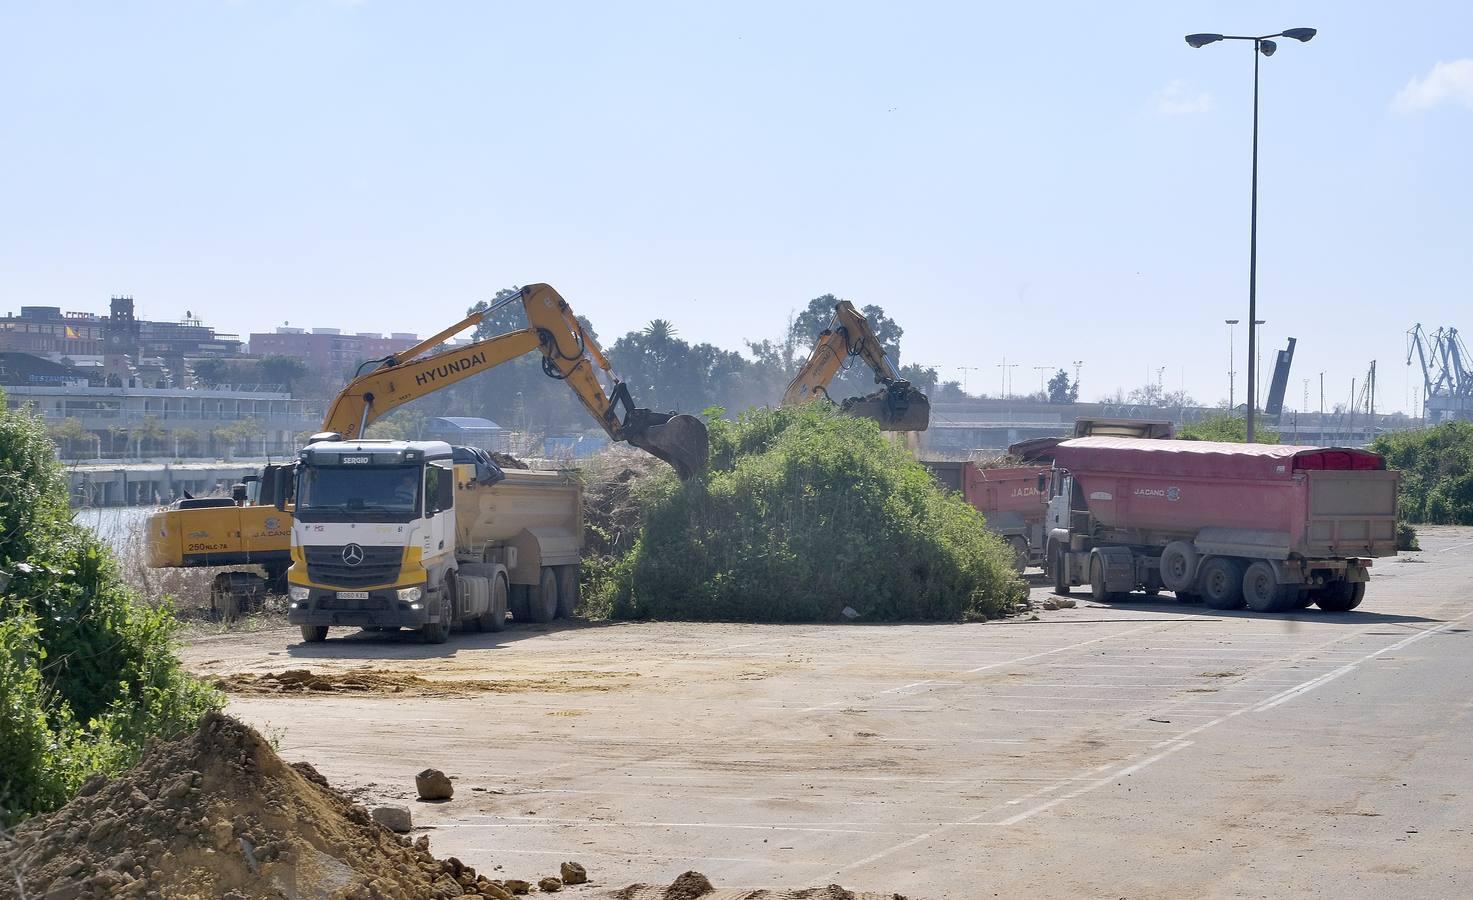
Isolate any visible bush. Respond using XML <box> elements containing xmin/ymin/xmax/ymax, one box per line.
<box><xmin>597</xmin><ymin>406</ymin><xmax>1027</xmax><ymax>622</ymax></box>
<box><xmin>0</xmin><ymin>400</ymin><xmax>220</xmax><ymax>827</ymax></box>
<box><xmin>1370</xmin><ymin>422</ymin><xmax>1473</xmax><ymax>525</ymax></box>
<box><xmin>1178</xmin><ymin>415</ymin><xmax>1279</xmax><ymax>443</ymax></box>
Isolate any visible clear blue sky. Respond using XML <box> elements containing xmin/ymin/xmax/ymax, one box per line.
<box><xmin>3</xmin><ymin>1</ymin><xmax>1470</xmax><ymax>414</ymax></box>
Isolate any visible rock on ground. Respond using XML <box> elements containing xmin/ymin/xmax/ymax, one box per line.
<box><xmin>416</xmin><ymin>767</ymin><xmax>454</xmax><ymax>801</ymax></box>
<box><xmin>371</xmin><ymin>805</ymin><xmax>412</xmax><ymax>833</ymax></box>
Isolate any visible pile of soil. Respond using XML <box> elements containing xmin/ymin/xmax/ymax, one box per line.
<box><xmin>490</xmin><ymin>452</ymin><xmax>529</xmax><ymax>471</ymax></box>
<box><xmin>0</xmin><ymin>712</ymin><xmax>522</xmax><ymax>899</ymax></box>
<box><xmin>581</xmin><ymin>453</ymin><xmax>666</xmax><ymax>557</ymax></box>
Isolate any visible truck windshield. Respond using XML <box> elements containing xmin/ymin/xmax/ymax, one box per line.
<box><xmin>296</xmin><ymin>465</ymin><xmax>421</xmax><ymax>521</ymax></box>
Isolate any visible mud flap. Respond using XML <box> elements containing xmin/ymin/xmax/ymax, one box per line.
<box><xmin>625</xmin><ymin>412</ymin><xmax>710</xmax><ymax>481</ymax></box>
<box><xmin>840</xmin><ymin>382</ymin><xmax>931</xmax><ymax>431</ymax></box>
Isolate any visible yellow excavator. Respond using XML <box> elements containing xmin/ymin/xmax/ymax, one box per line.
<box><xmin>783</xmin><ymin>299</ymin><xmax>930</xmax><ymax>431</ymax></box>
<box><xmin>145</xmin><ymin>282</ymin><xmax>708</xmax><ymax>611</ymax></box>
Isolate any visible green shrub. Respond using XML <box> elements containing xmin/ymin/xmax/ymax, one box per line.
<box><xmin>1178</xmin><ymin>415</ymin><xmax>1279</xmax><ymax>443</ymax></box>
<box><xmin>0</xmin><ymin>399</ymin><xmax>220</xmax><ymax>827</ymax></box>
<box><xmin>598</xmin><ymin>405</ymin><xmax>1027</xmax><ymax>622</ymax></box>
<box><xmin>1370</xmin><ymin>422</ymin><xmax>1473</xmax><ymax>524</ymax></box>
<box><xmin>1397</xmin><ymin>522</ymin><xmax>1421</xmax><ymax>551</ymax></box>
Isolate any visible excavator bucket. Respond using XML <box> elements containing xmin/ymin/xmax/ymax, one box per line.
<box><xmin>840</xmin><ymin>382</ymin><xmax>931</xmax><ymax>432</ymax></box>
<box><xmin>624</xmin><ymin>411</ymin><xmax>710</xmax><ymax>481</ymax></box>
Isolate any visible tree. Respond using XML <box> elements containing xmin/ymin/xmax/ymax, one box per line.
<box><xmin>935</xmin><ymin>380</ymin><xmax>967</xmax><ymax>401</ymax></box>
<box><xmin>258</xmin><ymin>355</ymin><xmax>308</xmax><ymax>393</ymax></box>
<box><xmin>1046</xmin><ymin>369</ymin><xmax>1079</xmax><ymax>404</ymax></box>
<box><xmin>48</xmin><ymin>417</ymin><xmax>92</xmax><ymax>459</ymax></box>
<box><xmin>191</xmin><ymin>358</ymin><xmax>229</xmax><ymax>389</ymax></box>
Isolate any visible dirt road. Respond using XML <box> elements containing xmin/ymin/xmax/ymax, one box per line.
<box><xmin>182</xmin><ymin>526</ymin><xmax>1473</xmax><ymax>899</ymax></box>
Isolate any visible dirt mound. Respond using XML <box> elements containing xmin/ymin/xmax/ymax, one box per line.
<box><xmin>214</xmin><ymin>668</ymin><xmax>633</xmax><ymax>697</ymax></box>
<box><xmin>0</xmin><ymin>712</ymin><xmax>521</xmax><ymax>899</ymax></box>
<box><xmin>581</xmin><ymin>453</ymin><xmax>666</xmax><ymax>557</ymax></box>
<box><xmin>491</xmin><ymin>451</ymin><xmax>529</xmax><ymax>470</ymax></box>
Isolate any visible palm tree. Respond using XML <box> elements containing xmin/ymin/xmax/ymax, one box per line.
<box><xmin>642</xmin><ymin>319</ymin><xmax>678</xmax><ymax>342</ymax></box>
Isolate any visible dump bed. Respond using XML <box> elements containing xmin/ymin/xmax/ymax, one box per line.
<box><xmin>923</xmin><ymin>461</ymin><xmax>1048</xmax><ymax>530</ymax></box>
<box><xmin>1051</xmin><ymin>437</ymin><xmax>1398</xmax><ymax>559</ymax></box>
<box><xmin>453</xmin><ymin>466</ymin><xmax>582</xmax><ymax>586</ymax></box>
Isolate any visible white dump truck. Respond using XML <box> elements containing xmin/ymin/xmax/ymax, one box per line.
<box><xmin>282</xmin><ymin>438</ymin><xmax>583</xmax><ymax>643</ymax></box>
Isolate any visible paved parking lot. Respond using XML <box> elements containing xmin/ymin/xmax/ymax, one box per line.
<box><xmin>186</xmin><ymin>525</ymin><xmax>1473</xmax><ymax>898</ymax></box>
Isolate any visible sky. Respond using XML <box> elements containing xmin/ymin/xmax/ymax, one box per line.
<box><xmin>3</xmin><ymin>1</ymin><xmax>1471</xmax><ymax>415</ymax></box>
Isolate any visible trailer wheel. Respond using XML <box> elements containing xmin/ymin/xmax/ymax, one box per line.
<box><xmin>299</xmin><ymin>625</ymin><xmax>328</xmax><ymax>643</ymax></box>
<box><xmin>1050</xmin><ymin>543</ymin><xmax>1070</xmax><ymax>596</ymax></box>
<box><xmin>1200</xmin><ymin>558</ymin><xmax>1246</xmax><ymax>610</ymax></box>
<box><xmin>527</xmin><ymin>567</ymin><xmax>559</xmax><ymax>623</ymax></box>
<box><xmin>1242</xmin><ymin>561</ymin><xmax>1291</xmax><ymax>613</ymax></box>
<box><xmin>1159</xmin><ymin>541</ymin><xmax>1199</xmax><ymax>593</ymax></box>
<box><xmin>555</xmin><ymin>565</ymin><xmax>580</xmax><ymax>619</ymax></box>
<box><xmin>1315</xmin><ymin>580</ymin><xmax>1365</xmax><ymax>612</ymax></box>
<box><xmin>478</xmin><ymin>574</ymin><xmax>509</xmax><ymax>632</ymax></box>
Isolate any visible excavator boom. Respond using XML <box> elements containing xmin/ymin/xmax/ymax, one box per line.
<box><xmin>783</xmin><ymin>300</ymin><xmax>930</xmax><ymax>431</ymax></box>
<box><xmin>323</xmin><ymin>283</ymin><xmax>708</xmax><ymax>479</ymax></box>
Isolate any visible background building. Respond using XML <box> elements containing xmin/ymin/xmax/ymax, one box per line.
<box><xmin>249</xmin><ymin>328</ymin><xmax>420</xmax><ymax>381</ymax></box>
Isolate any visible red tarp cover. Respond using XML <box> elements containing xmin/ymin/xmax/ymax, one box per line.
<box><xmin>1050</xmin><ymin>436</ymin><xmax>1385</xmax><ymax>481</ymax></box>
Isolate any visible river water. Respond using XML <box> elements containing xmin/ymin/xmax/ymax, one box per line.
<box><xmin>73</xmin><ymin>506</ymin><xmax>155</xmax><ymax>555</ymax></box>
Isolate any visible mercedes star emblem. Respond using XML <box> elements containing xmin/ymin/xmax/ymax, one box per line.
<box><xmin>341</xmin><ymin>543</ymin><xmax>365</xmax><ymax>567</ymax></box>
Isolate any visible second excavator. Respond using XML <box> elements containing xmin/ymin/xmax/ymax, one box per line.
<box><xmin>783</xmin><ymin>299</ymin><xmax>931</xmax><ymax>431</ymax></box>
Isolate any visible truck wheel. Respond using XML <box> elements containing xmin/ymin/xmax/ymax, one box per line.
<box><xmin>1199</xmin><ymin>558</ymin><xmax>1246</xmax><ymax>610</ymax></box>
<box><xmin>555</xmin><ymin>565</ymin><xmax>579</xmax><ymax>619</ymax></box>
<box><xmin>299</xmin><ymin>625</ymin><xmax>328</xmax><ymax>643</ymax></box>
<box><xmin>1159</xmin><ymin>541</ymin><xmax>1199</xmax><ymax>593</ymax></box>
<box><xmin>478</xmin><ymin>575</ymin><xmax>509</xmax><ymax>632</ymax></box>
<box><xmin>508</xmin><ymin>584</ymin><xmax>530</xmax><ymax>622</ymax></box>
<box><xmin>1008</xmin><ymin>537</ymin><xmax>1029</xmax><ymax>574</ymax></box>
<box><xmin>1316</xmin><ymin>580</ymin><xmax>1365</xmax><ymax>612</ymax></box>
<box><xmin>1089</xmin><ymin>556</ymin><xmax>1121</xmax><ymax>603</ymax></box>
<box><xmin>1242</xmin><ymin>561</ymin><xmax>1290</xmax><ymax>613</ymax></box>
<box><xmin>528</xmin><ymin>567</ymin><xmax>559</xmax><ymax>623</ymax></box>
<box><xmin>420</xmin><ymin>591</ymin><xmax>452</xmax><ymax>643</ymax></box>
<box><xmin>1050</xmin><ymin>543</ymin><xmax>1070</xmax><ymax>596</ymax></box>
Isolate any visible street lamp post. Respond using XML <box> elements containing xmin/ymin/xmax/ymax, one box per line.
<box><xmin>1225</xmin><ymin>318</ymin><xmax>1239</xmax><ymax>410</ymax></box>
<box><xmin>1186</xmin><ymin>27</ymin><xmax>1316</xmax><ymax>441</ymax></box>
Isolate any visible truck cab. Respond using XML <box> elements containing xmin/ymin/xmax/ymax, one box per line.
<box><xmin>284</xmin><ymin>439</ymin><xmax>467</xmax><ymax>643</ymax></box>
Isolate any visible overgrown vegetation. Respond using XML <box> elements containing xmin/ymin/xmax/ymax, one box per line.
<box><xmin>586</xmin><ymin>406</ymin><xmax>1027</xmax><ymax>622</ymax></box>
<box><xmin>0</xmin><ymin>399</ymin><xmax>220</xmax><ymax>827</ymax></box>
<box><xmin>1178</xmin><ymin>414</ymin><xmax>1279</xmax><ymax>443</ymax></box>
<box><xmin>1371</xmin><ymin>422</ymin><xmax>1473</xmax><ymax>524</ymax></box>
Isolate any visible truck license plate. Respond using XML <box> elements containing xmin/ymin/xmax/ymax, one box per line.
<box><xmin>336</xmin><ymin>591</ymin><xmax>369</xmax><ymax>600</ymax></box>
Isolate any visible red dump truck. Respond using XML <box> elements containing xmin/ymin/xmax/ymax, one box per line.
<box><xmin>924</xmin><ymin>461</ymin><xmax>1049</xmax><ymax>572</ymax></box>
<box><xmin>1044</xmin><ymin>437</ymin><xmax>1399</xmax><ymax>612</ymax></box>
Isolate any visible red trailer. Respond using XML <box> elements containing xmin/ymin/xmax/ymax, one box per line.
<box><xmin>1044</xmin><ymin>437</ymin><xmax>1399</xmax><ymax>612</ymax></box>
<box><xmin>924</xmin><ymin>461</ymin><xmax>1050</xmax><ymax>571</ymax></box>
